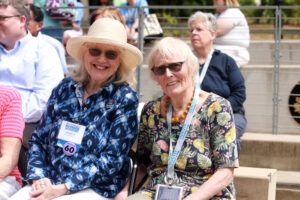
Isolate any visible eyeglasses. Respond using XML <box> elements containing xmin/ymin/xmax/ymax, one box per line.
<box><xmin>88</xmin><ymin>48</ymin><xmax>119</xmax><ymax>60</ymax></box>
<box><xmin>0</xmin><ymin>15</ymin><xmax>20</xmax><ymax>22</ymax></box>
<box><xmin>151</xmin><ymin>62</ymin><xmax>184</xmax><ymax>76</ymax></box>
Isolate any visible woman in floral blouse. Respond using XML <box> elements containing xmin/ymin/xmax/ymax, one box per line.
<box><xmin>125</xmin><ymin>37</ymin><xmax>239</xmax><ymax>200</ymax></box>
<box><xmin>10</xmin><ymin>18</ymin><xmax>142</xmax><ymax>200</ymax></box>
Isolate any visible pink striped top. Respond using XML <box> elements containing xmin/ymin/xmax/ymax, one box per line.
<box><xmin>0</xmin><ymin>85</ymin><xmax>24</xmax><ymax>185</ymax></box>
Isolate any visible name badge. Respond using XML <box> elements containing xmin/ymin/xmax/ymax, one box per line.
<box><xmin>57</xmin><ymin>120</ymin><xmax>86</xmax><ymax>155</ymax></box>
<box><xmin>155</xmin><ymin>184</ymin><xmax>183</xmax><ymax>200</ymax></box>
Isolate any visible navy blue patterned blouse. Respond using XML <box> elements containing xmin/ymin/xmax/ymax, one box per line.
<box><xmin>26</xmin><ymin>77</ymin><xmax>139</xmax><ymax>198</ymax></box>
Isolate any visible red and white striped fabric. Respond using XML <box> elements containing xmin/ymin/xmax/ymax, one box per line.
<box><xmin>0</xmin><ymin>85</ymin><xmax>24</xmax><ymax>185</ymax></box>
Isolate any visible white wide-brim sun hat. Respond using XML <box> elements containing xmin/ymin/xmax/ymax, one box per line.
<box><xmin>66</xmin><ymin>18</ymin><xmax>143</xmax><ymax>71</ymax></box>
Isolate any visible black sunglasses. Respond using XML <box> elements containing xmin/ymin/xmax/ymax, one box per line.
<box><xmin>88</xmin><ymin>48</ymin><xmax>119</xmax><ymax>60</ymax></box>
<box><xmin>151</xmin><ymin>62</ymin><xmax>184</xmax><ymax>76</ymax></box>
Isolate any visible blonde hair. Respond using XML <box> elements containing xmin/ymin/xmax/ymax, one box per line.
<box><xmin>73</xmin><ymin>10</ymin><xmax>136</xmax><ymax>87</ymax></box>
<box><xmin>89</xmin><ymin>6</ymin><xmax>125</xmax><ymax>25</ymax></box>
<box><xmin>147</xmin><ymin>37</ymin><xmax>199</xmax><ymax>84</ymax></box>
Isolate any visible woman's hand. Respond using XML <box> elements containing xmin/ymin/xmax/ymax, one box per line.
<box><xmin>183</xmin><ymin>168</ymin><xmax>234</xmax><ymax>200</ymax></box>
<box><xmin>31</xmin><ymin>178</ymin><xmax>68</xmax><ymax>200</ymax></box>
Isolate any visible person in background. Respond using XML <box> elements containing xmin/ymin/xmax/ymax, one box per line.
<box><xmin>28</xmin><ymin>4</ymin><xmax>68</xmax><ymax>76</ymax></box>
<box><xmin>213</xmin><ymin>0</ymin><xmax>250</xmax><ymax>67</ymax></box>
<box><xmin>63</xmin><ymin>0</ymin><xmax>84</xmax><ymax>51</ymax></box>
<box><xmin>119</xmin><ymin>0</ymin><xmax>149</xmax><ymax>43</ymax></box>
<box><xmin>189</xmin><ymin>11</ymin><xmax>247</xmax><ymax>156</ymax></box>
<box><xmin>0</xmin><ymin>85</ymin><xmax>24</xmax><ymax>200</ymax></box>
<box><xmin>9</xmin><ymin>18</ymin><xmax>142</xmax><ymax>200</ymax></box>
<box><xmin>124</xmin><ymin>37</ymin><xmax>238</xmax><ymax>200</ymax></box>
<box><xmin>89</xmin><ymin>6</ymin><xmax>125</xmax><ymax>26</ymax></box>
<box><xmin>33</xmin><ymin>0</ymin><xmax>64</xmax><ymax>42</ymax></box>
<box><xmin>88</xmin><ymin>0</ymin><xmax>113</xmax><ymax>14</ymax></box>
<box><xmin>0</xmin><ymin>0</ymin><xmax>64</xmax><ymax>178</ymax></box>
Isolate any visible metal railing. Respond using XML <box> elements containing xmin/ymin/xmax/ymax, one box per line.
<box><xmin>60</xmin><ymin>5</ymin><xmax>300</xmax><ymax>135</ymax></box>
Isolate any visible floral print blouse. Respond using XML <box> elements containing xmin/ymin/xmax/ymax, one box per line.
<box><xmin>137</xmin><ymin>93</ymin><xmax>239</xmax><ymax>199</ymax></box>
<box><xmin>26</xmin><ymin>77</ymin><xmax>138</xmax><ymax>198</ymax></box>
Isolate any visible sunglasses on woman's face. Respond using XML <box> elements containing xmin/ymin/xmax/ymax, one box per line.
<box><xmin>151</xmin><ymin>62</ymin><xmax>184</xmax><ymax>76</ymax></box>
<box><xmin>88</xmin><ymin>48</ymin><xmax>119</xmax><ymax>60</ymax></box>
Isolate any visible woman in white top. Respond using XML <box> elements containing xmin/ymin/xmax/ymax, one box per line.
<box><xmin>213</xmin><ymin>0</ymin><xmax>250</xmax><ymax>67</ymax></box>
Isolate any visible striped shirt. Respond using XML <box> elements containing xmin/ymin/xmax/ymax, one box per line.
<box><xmin>0</xmin><ymin>85</ymin><xmax>24</xmax><ymax>185</ymax></box>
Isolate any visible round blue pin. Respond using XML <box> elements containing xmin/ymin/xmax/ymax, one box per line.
<box><xmin>63</xmin><ymin>142</ymin><xmax>77</xmax><ymax>156</ymax></box>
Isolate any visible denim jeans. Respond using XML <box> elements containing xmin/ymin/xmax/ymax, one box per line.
<box><xmin>234</xmin><ymin>113</ymin><xmax>247</xmax><ymax>156</ymax></box>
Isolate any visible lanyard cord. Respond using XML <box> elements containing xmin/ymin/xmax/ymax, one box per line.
<box><xmin>165</xmin><ymin>49</ymin><xmax>214</xmax><ymax>184</ymax></box>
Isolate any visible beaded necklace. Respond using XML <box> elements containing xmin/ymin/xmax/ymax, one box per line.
<box><xmin>163</xmin><ymin>96</ymin><xmax>193</xmax><ymax>124</ymax></box>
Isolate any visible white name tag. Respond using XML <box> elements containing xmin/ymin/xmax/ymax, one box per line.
<box><xmin>57</xmin><ymin>120</ymin><xmax>86</xmax><ymax>145</ymax></box>
<box><xmin>155</xmin><ymin>184</ymin><xmax>183</xmax><ymax>200</ymax></box>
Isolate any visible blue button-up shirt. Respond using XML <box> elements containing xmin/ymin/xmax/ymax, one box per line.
<box><xmin>119</xmin><ymin>0</ymin><xmax>150</xmax><ymax>28</ymax></box>
<box><xmin>26</xmin><ymin>77</ymin><xmax>139</xmax><ymax>198</ymax></box>
<box><xmin>0</xmin><ymin>33</ymin><xmax>64</xmax><ymax>122</ymax></box>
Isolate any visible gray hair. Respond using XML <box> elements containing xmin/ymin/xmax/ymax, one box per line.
<box><xmin>72</xmin><ymin>46</ymin><xmax>136</xmax><ymax>87</ymax></box>
<box><xmin>0</xmin><ymin>0</ymin><xmax>30</xmax><ymax>27</ymax></box>
<box><xmin>147</xmin><ymin>37</ymin><xmax>199</xmax><ymax>84</ymax></box>
<box><xmin>188</xmin><ymin>11</ymin><xmax>217</xmax><ymax>33</ymax></box>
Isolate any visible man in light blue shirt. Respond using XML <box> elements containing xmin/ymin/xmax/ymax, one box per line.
<box><xmin>28</xmin><ymin>4</ymin><xmax>68</xmax><ymax>75</ymax></box>
<box><xmin>0</xmin><ymin>0</ymin><xmax>64</xmax><ymax>123</ymax></box>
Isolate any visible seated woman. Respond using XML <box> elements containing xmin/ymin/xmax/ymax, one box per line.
<box><xmin>9</xmin><ymin>18</ymin><xmax>142</xmax><ymax>200</ymax></box>
<box><xmin>124</xmin><ymin>37</ymin><xmax>238</xmax><ymax>200</ymax></box>
<box><xmin>0</xmin><ymin>85</ymin><xmax>24</xmax><ymax>200</ymax></box>
<box><xmin>213</xmin><ymin>0</ymin><xmax>250</xmax><ymax>67</ymax></box>
<box><xmin>189</xmin><ymin>11</ymin><xmax>247</xmax><ymax>156</ymax></box>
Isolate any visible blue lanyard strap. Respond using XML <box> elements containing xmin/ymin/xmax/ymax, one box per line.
<box><xmin>165</xmin><ymin>49</ymin><xmax>214</xmax><ymax>184</ymax></box>
<box><xmin>198</xmin><ymin>49</ymin><xmax>214</xmax><ymax>89</ymax></box>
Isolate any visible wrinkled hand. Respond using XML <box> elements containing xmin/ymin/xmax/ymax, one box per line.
<box><xmin>31</xmin><ymin>178</ymin><xmax>67</xmax><ymax>200</ymax></box>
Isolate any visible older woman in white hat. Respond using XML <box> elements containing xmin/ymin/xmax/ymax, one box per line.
<box><xmin>9</xmin><ymin>18</ymin><xmax>142</xmax><ymax>200</ymax></box>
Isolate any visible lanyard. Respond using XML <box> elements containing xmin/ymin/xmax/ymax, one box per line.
<box><xmin>165</xmin><ymin>49</ymin><xmax>214</xmax><ymax>184</ymax></box>
<box><xmin>198</xmin><ymin>49</ymin><xmax>214</xmax><ymax>89</ymax></box>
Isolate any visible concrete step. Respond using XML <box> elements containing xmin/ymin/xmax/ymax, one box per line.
<box><xmin>234</xmin><ymin>166</ymin><xmax>277</xmax><ymax>200</ymax></box>
<box><xmin>276</xmin><ymin>171</ymin><xmax>300</xmax><ymax>199</ymax></box>
<box><xmin>277</xmin><ymin>171</ymin><xmax>300</xmax><ymax>190</ymax></box>
<box><xmin>239</xmin><ymin>132</ymin><xmax>300</xmax><ymax>171</ymax></box>
<box><xmin>234</xmin><ymin>167</ymin><xmax>300</xmax><ymax>200</ymax></box>
<box><xmin>276</xmin><ymin>188</ymin><xmax>300</xmax><ymax>200</ymax></box>
<box><xmin>248</xmin><ymin>40</ymin><xmax>300</xmax><ymax>65</ymax></box>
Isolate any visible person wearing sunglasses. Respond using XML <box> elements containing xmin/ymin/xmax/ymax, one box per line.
<box><xmin>189</xmin><ymin>11</ymin><xmax>247</xmax><ymax>157</ymax></box>
<box><xmin>10</xmin><ymin>18</ymin><xmax>142</xmax><ymax>200</ymax></box>
<box><xmin>124</xmin><ymin>37</ymin><xmax>238</xmax><ymax>200</ymax></box>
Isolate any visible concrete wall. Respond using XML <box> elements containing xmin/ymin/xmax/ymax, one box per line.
<box><xmin>242</xmin><ymin>65</ymin><xmax>300</xmax><ymax>134</ymax></box>
<box><xmin>248</xmin><ymin>40</ymin><xmax>300</xmax><ymax>65</ymax></box>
